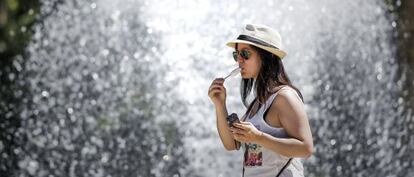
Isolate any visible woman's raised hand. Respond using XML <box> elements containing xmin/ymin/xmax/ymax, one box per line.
<box><xmin>208</xmin><ymin>78</ymin><xmax>227</xmax><ymax>107</ymax></box>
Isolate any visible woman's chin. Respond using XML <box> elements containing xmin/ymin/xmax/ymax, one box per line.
<box><xmin>241</xmin><ymin>74</ymin><xmax>252</xmax><ymax>79</ymax></box>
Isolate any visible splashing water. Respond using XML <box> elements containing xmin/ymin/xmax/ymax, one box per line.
<box><xmin>3</xmin><ymin>0</ymin><xmax>413</xmax><ymax>177</ymax></box>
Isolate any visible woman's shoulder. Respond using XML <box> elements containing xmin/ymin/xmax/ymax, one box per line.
<box><xmin>270</xmin><ymin>85</ymin><xmax>297</xmax><ymax>95</ymax></box>
<box><xmin>271</xmin><ymin>85</ymin><xmax>303</xmax><ymax>108</ymax></box>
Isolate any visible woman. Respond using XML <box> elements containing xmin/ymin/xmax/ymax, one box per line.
<box><xmin>208</xmin><ymin>24</ymin><xmax>313</xmax><ymax>177</ymax></box>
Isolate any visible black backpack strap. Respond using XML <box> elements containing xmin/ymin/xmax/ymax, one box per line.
<box><xmin>275</xmin><ymin>158</ymin><xmax>293</xmax><ymax>177</ymax></box>
<box><xmin>242</xmin><ymin>145</ymin><xmax>246</xmax><ymax>177</ymax></box>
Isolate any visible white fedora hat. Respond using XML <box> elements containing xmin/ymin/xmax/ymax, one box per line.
<box><xmin>226</xmin><ymin>24</ymin><xmax>287</xmax><ymax>59</ymax></box>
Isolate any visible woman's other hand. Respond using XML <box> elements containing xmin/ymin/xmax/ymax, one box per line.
<box><xmin>230</xmin><ymin>122</ymin><xmax>262</xmax><ymax>143</ymax></box>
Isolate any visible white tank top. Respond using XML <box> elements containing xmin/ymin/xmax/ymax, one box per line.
<box><xmin>242</xmin><ymin>87</ymin><xmax>305</xmax><ymax>177</ymax></box>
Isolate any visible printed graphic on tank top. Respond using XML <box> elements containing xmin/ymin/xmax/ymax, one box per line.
<box><xmin>244</xmin><ymin>125</ymin><xmax>263</xmax><ymax>167</ymax></box>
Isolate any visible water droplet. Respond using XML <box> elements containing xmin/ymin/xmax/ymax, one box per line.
<box><xmin>28</xmin><ymin>9</ymin><xmax>34</xmax><ymax>15</ymax></box>
<box><xmin>90</xmin><ymin>3</ymin><xmax>97</xmax><ymax>9</ymax></box>
<box><xmin>28</xmin><ymin>160</ymin><xmax>39</xmax><ymax>175</ymax></box>
<box><xmin>117</xmin><ymin>137</ymin><xmax>126</xmax><ymax>149</ymax></box>
<box><xmin>376</xmin><ymin>74</ymin><xmax>382</xmax><ymax>80</ymax></box>
<box><xmin>52</xmin><ymin>139</ymin><xmax>58</xmax><ymax>146</ymax></box>
<box><xmin>67</xmin><ymin>108</ymin><xmax>74</xmax><ymax>114</ymax></box>
<box><xmin>396</xmin><ymin>0</ymin><xmax>401</xmax><ymax>7</ymax></box>
<box><xmin>8</xmin><ymin>73</ymin><xmax>15</xmax><ymax>81</ymax></box>
<box><xmin>133</xmin><ymin>52</ymin><xmax>140</xmax><ymax>59</ymax></box>
<box><xmin>398</xmin><ymin>97</ymin><xmax>403</xmax><ymax>105</ymax></box>
<box><xmin>151</xmin><ymin>46</ymin><xmax>157</xmax><ymax>53</ymax></box>
<box><xmin>324</xmin><ymin>84</ymin><xmax>330</xmax><ymax>91</ymax></box>
<box><xmin>79</xmin><ymin>37</ymin><xmax>87</xmax><ymax>46</ymax></box>
<box><xmin>21</xmin><ymin>26</ymin><xmax>27</xmax><ymax>33</ymax></box>
<box><xmin>9</xmin><ymin>30</ymin><xmax>15</xmax><ymax>37</ymax></box>
<box><xmin>41</xmin><ymin>90</ymin><xmax>50</xmax><ymax>97</ymax></box>
<box><xmin>391</xmin><ymin>21</ymin><xmax>397</xmax><ymax>28</ymax></box>
<box><xmin>78</xmin><ymin>92</ymin><xmax>84</xmax><ymax>98</ymax></box>
<box><xmin>101</xmin><ymin>153</ymin><xmax>109</xmax><ymax>163</ymax></box>
<box><xmin>91</xmin><ymin>73</ymin><xmax>98</xmax><ymax>80</ymax></box>
<box><xmin>101</xmin><ymin>49</ymin><xmax>109</xmax><ymax>57</ymax></box>
<box><xmin>163</xmin><ymin>155</ymin><xmax>170</xmax><ymax>161</ymax></box>
<box><xmin>32</xmin><ymin>128</ymin><xmax>41</xmax><ymax>136</ymax></box>
<box><xmin>346</xmin><ymin>144</ymin><xmax>353</xmax><ymax>151</ymax></box>
<box><xmin>13</xmin><ymin>60</ymin><xmax>22</xmax><ymax>72</ymax></box>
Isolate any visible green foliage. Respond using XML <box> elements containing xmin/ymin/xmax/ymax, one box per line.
<box><xmin>0</xmin><ymin>0</ymin><xmax>39</xmax><ymax>59</ymax></box>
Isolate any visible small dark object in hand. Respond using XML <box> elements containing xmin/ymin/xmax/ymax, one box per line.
<box><xmin>227</xmin><ymin>113</ymin><xmax>240</xmax><ymax>128</ymax></box>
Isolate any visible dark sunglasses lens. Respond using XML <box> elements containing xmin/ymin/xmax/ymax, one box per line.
<box><xmin>232</xmin><ymin>51</ymin><xmax>238</xmax><ymax>61</ymax></box>
<box><xmin>240</xmin><ymin>50</ymin><xmax>249</xmax><ymax>60</ymax></box>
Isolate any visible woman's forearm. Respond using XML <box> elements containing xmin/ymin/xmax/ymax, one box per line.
<box><xmin>256</xmin><ymin>132</ymin><xmax>313</xmax><ymax>158</ymax></box>
<box><xmin>215</xmin><ymin>105</ymin><xmax>238</xmax><ymax>151</ymax></box>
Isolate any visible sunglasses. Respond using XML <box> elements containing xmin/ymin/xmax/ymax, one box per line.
<box><xmin>232</xmin><ymin>49</ymin><xmax>251</xmax><ymax>61</ymax></box>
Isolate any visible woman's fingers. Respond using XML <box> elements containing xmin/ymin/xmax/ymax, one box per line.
<box><xmin>230</xmin><ymin>127</ymin><xmax>247</xmax><ymax>136</ymax></box>
<box><xmin>239</xmin><ymin>121</ymin><xmax>251</xmax><ymax>125</ymax></box>
<box><xmin>209</xmin><ymin>79</ymin><xmax>224</xmax><ymax>89</ymax></box>
<box><xmin>208</xmin><ymin>81</ymin><xmax>225</xmax><ymax>91</ymax></box>
<box><xmin>208</xmin><ymin>85</ymin><xmax>224</xmax><ymax>95</ymax></box>
<box><xmin>232</xmin><ymin>122</ymin><xmax>261</xmax><ymax>143</ymax></box>
<box><xmin>208</xmin><ymin>78</ymin><xmax>226</xmax><ymax>95</ymax></box>
<box><xmin>209</xmin><ymin>85</ymin><xmax>224</xmax><ymax>91</ymax></box>
<box><xmin>208</xmin><ymin>88</ymin><xmax>224</xmax><ymax>97</ymax></box>
<box><xmin>212</xmin><ymin>78</ymin><xmax>224</xmax><ymax>84</ymax></box>
<box><xmin>233</xmin><ymin>123</ymin><xmax>249</xmax><ymax>130</ymax></box>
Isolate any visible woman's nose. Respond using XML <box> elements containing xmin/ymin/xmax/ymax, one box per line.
<box><xmin>237</xmin><ymin>56</ymin><xmax>245</xmax><ymax>63</ymax></box>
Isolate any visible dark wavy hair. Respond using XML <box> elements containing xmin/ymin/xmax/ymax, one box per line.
<box><xmin>237</xmin><ymin>44</ymin><xmax>303</xmax><ymax>119</ymax></box>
